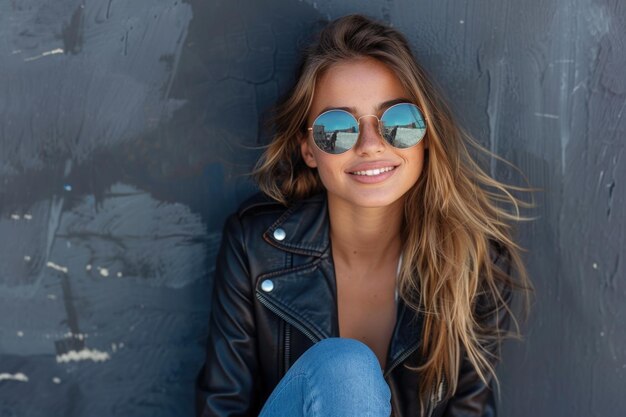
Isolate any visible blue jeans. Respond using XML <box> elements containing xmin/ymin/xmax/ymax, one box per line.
<box><xmin>258</xmin><ymin>337</ymin><xmax>392</xmax><ymax>417</ymax></box>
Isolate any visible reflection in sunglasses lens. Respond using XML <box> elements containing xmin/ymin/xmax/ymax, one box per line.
<box><xmin>312</xmin><ymin>111</ymin><xmax>359</xmax><ymax>154</ymax></box>
<box><xmin>380</xmin><ymin>104</ymin><xmax>426</xmax><ymax>149</ymax></box>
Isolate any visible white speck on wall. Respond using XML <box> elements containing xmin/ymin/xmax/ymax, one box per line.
<box><xmin>24</xmin><ymin>214</ymin><xmax>33</xmax><ymax>220</ymax></box>
<box><xmin>24</xmin><ymin>255</ymin><xmax>31</xmax><ymax>262</ymax></box>
<box><xmin>593</xmin><ymin>262</ymin><xmax>598</xmax><ymax>269</ymax></box>
<box><xmin>99</xmin><ymin>267</ymin><xmax>109</xmax><ymax>277</ymax></box>
<box><xmin>46</xmin><ymin>261</ymin><xmax>69</xmax><ymax>273</ymax></box>
<box><xmin>10</xmin><ymin>214</ymin><xmax>20</xmax><ymax>220</ymax></box>
<box><xmin>56</xmin><ymin>348</ymin><xmax>111</xmax><ymax>363</ymax></box>
<box><xmin>119</xmin><ymin>342</ymin><xmax>124</xmax><ymax>348</ymax></box>
<box><xmin>0</xmin><ymin>373</ymin><xmax>29</xmax><ymax>382</ymax></box>
<box><xmin>112</xmin><ymin>343</ymin><xmax>117</xmax><ymax>352</ymax></box>
<box><xmin>117</xmin><ymin>271</ymin><xmax>123</xmax><ymax>277</ymax></box>
<box><xmin>460</xmin><ymin>20</ymin><xmax>465</xmax><ymax>24</ymax></box>
<box><xmin>47</xmin><ymin>294</ymin><xmax>57</xmax><ymax>300</ymax></box>
<box><xmin>86</xmin><ymin>264</ymin><xmax>92</xmax><ymax>271</ymax></box>
<box><xmin>52</xmin><ymin>377</ymin><xmax>61</xmax><ymax>384</ymax></box>
<box><xmin>66</xmin><ymin>241</ymin><xmax>71</xmax><ymax>248</ymax></box>
<box><xmin>17</xmin><ymin>331</ymin><xmax>24</xmax><ymax>337</ymax></box>
<box><xmin>600</xmin><ymin>331</ymin><xmax>605</xmax><ymax>337</ymax></box>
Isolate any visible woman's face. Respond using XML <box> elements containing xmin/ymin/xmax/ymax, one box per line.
<box><xmin>300</xmin><ymin>57</ymin><xmax>427</xmax><ymax>209</ymax></box>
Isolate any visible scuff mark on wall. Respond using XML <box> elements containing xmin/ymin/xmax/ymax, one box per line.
<box><xmin>486</xmin><ymin>59</ymin><xmax>506</xmax><ymax>178</ymax></box>
<box><xmin>23</xmin><ymin>48</ymin><xmax>64</xmax><ymax>62</ymax></box>
<box><xmin>46</xmin><ymin>261</ymin><xmax>69</xmax><ymax>273</ymax></box>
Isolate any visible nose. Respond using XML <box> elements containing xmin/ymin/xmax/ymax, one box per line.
<box><xmin>354</xmin><ymin>115</ymin><xmax>385</xmax><ymax>155</ymax></box>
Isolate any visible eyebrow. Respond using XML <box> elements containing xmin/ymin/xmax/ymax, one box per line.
<box><xmin>316</xmin><ymin>97</ymin><xmax>413</xmax><ymax>117</ymax></box>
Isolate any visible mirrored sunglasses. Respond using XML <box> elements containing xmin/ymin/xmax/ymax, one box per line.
<box><xmin>307</xmin><ymin>102</ymin><xmax>427</xmax><ymax>155</ymax></box>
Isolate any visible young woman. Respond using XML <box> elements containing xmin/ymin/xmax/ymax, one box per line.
<box><xmin>196</xmin><ymin>13</ymin><xmax>533</xmax><ymax>417</ymax></box>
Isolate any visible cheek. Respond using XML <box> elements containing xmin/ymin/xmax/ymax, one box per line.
<box><xmin>403</xmin><ymin>148</ymin><xmax>426</xmax><ymax>180</ymax></box>
<box><xmin>312</xmin><ymin>154</ymin><xmax>345</xmax><ymax>187</ymax></box>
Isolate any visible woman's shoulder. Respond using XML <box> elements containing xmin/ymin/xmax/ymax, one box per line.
<box><xmin>219</xmin><ymin>192</ymin><xmax>284</xmax><ymax>240</ymax></box>
<box><xmin>218</xmin><ymin>191</ymin><xmax>329</xmax><ymax>272</ymax></box>
<box><xmin>234</xmin><ymin>191</ymin><xmax>287</xmax><ymax>218</ymax></box>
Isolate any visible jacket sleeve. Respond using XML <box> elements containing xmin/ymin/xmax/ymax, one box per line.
<box><xmin>195</xmin><ymin>213</ymin><xmax>261</xmax><ymax>417</ymax></box>
<box><xmin>442</xmin><ymin>243</ymin><xmax>513</xmax><ymax>417</ymax></box>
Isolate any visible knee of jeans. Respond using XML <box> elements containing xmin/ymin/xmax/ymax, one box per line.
<box><xmin>304</xmin><ymin>338</ymin><xmax>382</xmax><ymax>377</ymax></box>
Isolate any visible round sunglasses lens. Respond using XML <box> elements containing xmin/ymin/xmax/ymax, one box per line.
<box><xmin>311</xmin><ymin>110</ymin><xmax>359</xmax><ymax>154</ymax></box>
<box><xmin>380</xmin><ymin>103</ymin><xmax>427</xmax><ymax>148</ymax></box>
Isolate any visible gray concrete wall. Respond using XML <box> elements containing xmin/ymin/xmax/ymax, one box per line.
<box><xmin>0</xmin><ymin>0</ymin><xmax>624</xmax><ymax>416</ymax></box>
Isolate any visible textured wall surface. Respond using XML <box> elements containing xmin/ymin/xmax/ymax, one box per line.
<box><xmin>0</xmin><ymin>0</ymin><xmax>624</xmax><ymax>416</ymax></box>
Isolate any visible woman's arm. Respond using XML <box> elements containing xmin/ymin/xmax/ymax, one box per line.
<box><xmin>195</xmin><ymin>213</ymin><xmax>261</xmax><ymax>417</ymax></box>
<box><xmin>442</xmin><ymin>243</ymin><xmax>513</xmax><ymax>417</ymax></box>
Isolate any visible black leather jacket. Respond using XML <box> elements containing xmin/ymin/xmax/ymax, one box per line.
<box><xmin>196</xmin><ymin>191</ymin><xmax>512</xmax><ymax>417</ymax></box>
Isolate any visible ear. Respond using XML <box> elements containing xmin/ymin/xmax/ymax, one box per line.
<box><xmin>299</xmin><ymin>134</ymin><xmax>318</xmax><ymax>168</ymax></box>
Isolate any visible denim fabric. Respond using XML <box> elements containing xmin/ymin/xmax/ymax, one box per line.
<box><xmin>258</xmin><ymin>337</ymin><xmax>392</xmax><ymax>417</ymax></box>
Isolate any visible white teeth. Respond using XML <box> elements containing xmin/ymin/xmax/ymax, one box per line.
<box><xmin>351</xmin><ymin>166</ymin><xmax>395</xmax><ymax>176</ymax></box>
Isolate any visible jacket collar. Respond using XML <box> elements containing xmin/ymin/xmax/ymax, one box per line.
<box><xmin>258</xmin><ymin>192</ymin><xmax>423</xmax><ymax>375</ymax></box>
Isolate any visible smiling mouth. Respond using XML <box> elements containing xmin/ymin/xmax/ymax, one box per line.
<box><xmin>349</xmin><ymin>166</ymin><xmax>397</xmax><ymax>176</ymax></box>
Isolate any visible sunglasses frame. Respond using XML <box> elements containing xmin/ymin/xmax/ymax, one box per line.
<box><xmin>306</xmin><ymin>102</ymin><xmax>427</xmax><ymax>154</ymax></box>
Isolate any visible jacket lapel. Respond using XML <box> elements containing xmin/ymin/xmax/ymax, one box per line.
<box><xmin>256</xmin><ymin>193</ymin><xmax>337</xmax><ymax>342</ymax></box>
<box><xmin>384</xmin><ymin>296</ymin><xmax>423</xmax><ymax>377</ymax></box>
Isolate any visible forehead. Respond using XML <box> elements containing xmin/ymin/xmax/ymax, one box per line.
<box><xmin>309</xmin><ymin>57</ymin><xmax>409</xmax><ymax>118</ymax></box>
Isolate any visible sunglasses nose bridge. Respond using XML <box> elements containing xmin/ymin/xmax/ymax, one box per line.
<box><xmin>356</xmin><ymin>114</ymin><xmax>381</xmax><ymax>126</ymax></box>
<box><xmin>356</xmin><ymin>114</ymin><xmax>383</xmax><ymax>137</ymax></box>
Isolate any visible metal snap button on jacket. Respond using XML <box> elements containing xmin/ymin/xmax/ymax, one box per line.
<box><xmin>273</xmin><ymin>228</ymin><xmax>286</xmax><ymax>241</ymax></box>
<box><xmin>261</xmin><ymin>279</ymin><xmax>274</xmax><ymax>292</ymax></box>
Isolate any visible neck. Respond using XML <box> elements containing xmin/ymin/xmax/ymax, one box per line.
<box><xmin>327</xmin><ymin>193</ymin><xmax>404</xmax><ymax>269</ymax></box>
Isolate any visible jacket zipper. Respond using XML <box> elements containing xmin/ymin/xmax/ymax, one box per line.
<box><xmin>383</xmin><ymin>341</ymin><xmax>421</xmax><ymax>379</ymax></box>
<box><xmin>256</xmin><ymin>292</ymin><xmax>321</xmax><ymax>344</ymax></box>
<box><xmin>284</xmin><ymin>323</ymin><xmax>291</xmax><ymax>371</ymax></box>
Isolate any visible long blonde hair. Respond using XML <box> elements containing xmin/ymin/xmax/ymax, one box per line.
<box><xmin>253</xmin><ymin>13</ymin><xmax>535</xmax><ymax>407</ymax></box>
